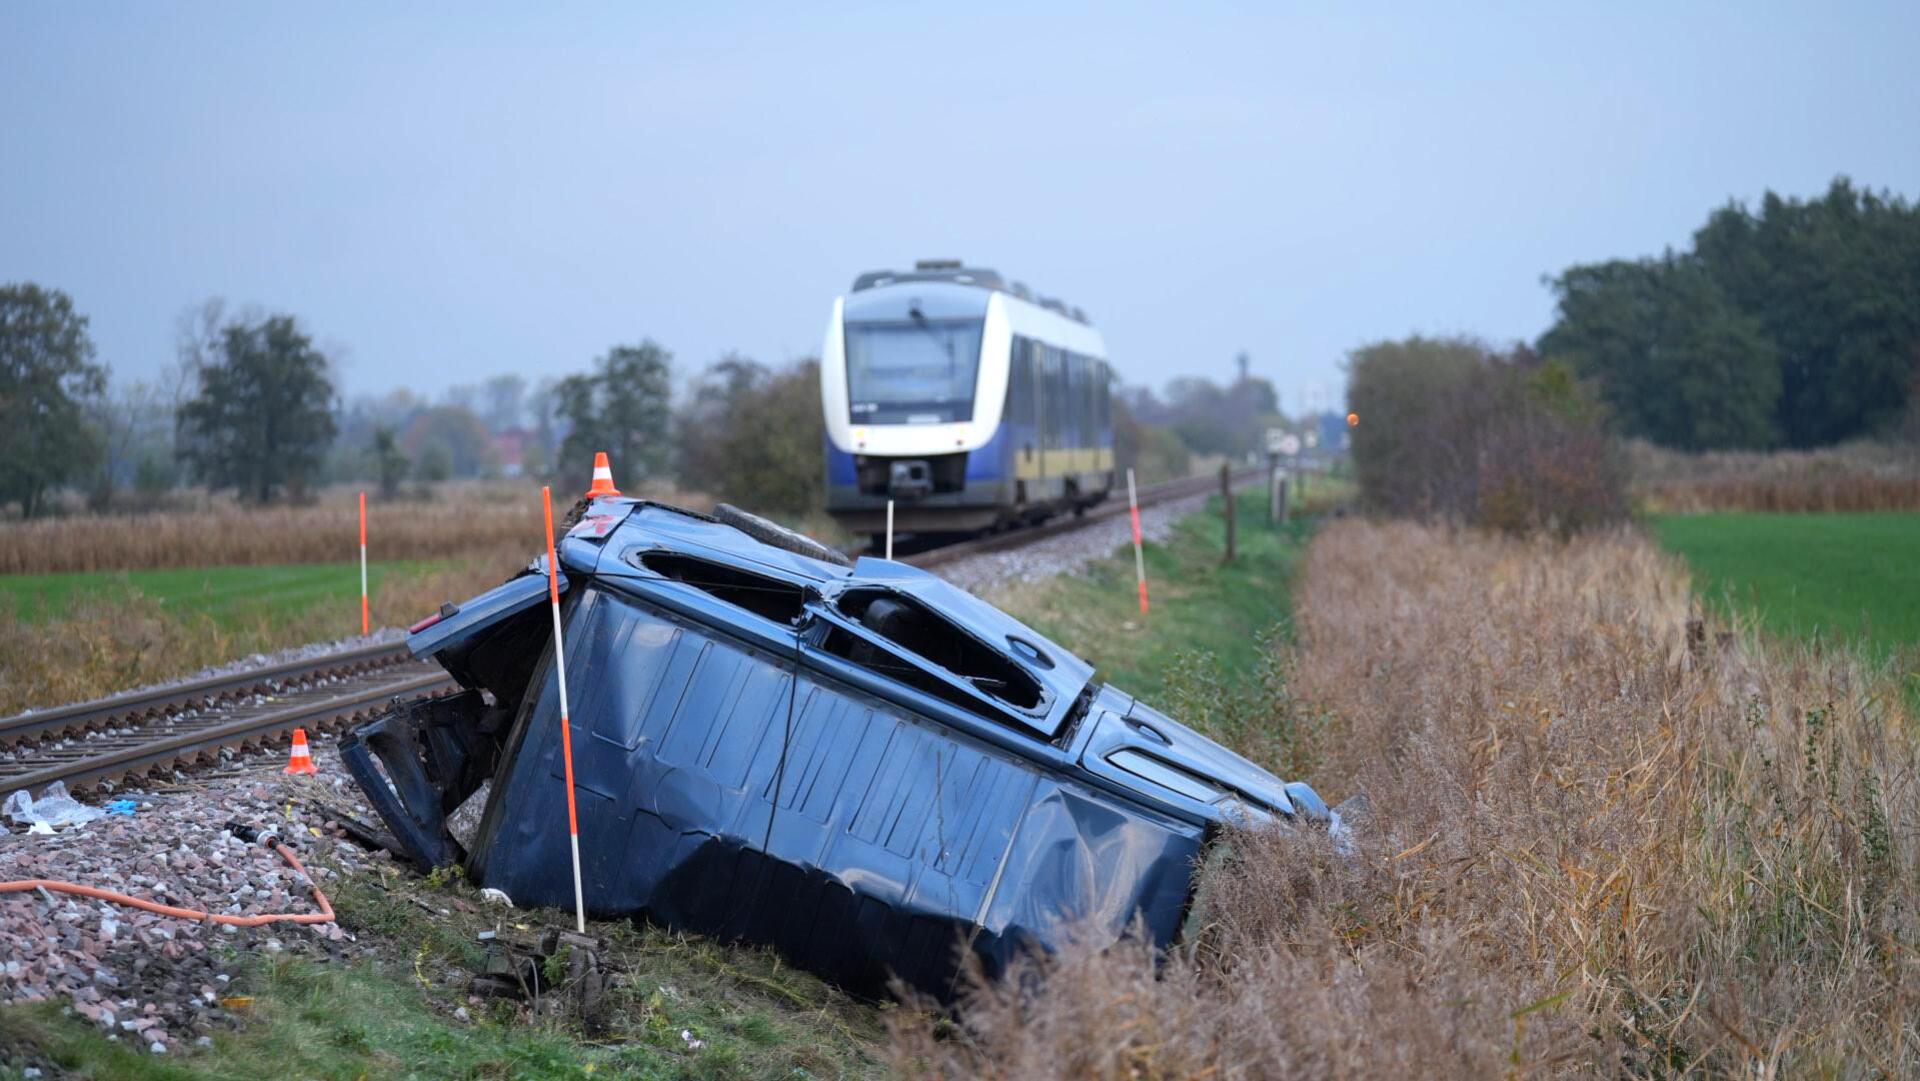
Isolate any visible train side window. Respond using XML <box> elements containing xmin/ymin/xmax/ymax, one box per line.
<box><xmin>1052</xmin><ymin>347</ymin><xmax>1067</xmax><ymax>449</ymax></box>
<box><xmin>1010</xmin><ymin>336</ymin><xmax>1035</xmax><ymax>431</ymax></box>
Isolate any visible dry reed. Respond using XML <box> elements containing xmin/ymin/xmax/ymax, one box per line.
<box><xmin>1632</xmin><ymin>438</ymin><xmax>1920</xmax><ymax>512</ymax></box>
<box><xmin>889</xmin><ymin>519</ymin><xmax>1919</xmax><ymax>1078</ymax></box>
<box><xmin>0</xmin><ymin>479</ymin><xmax>713</xmax><ymax>575</ymax></box>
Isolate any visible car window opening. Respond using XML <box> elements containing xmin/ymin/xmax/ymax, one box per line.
<box><xmin>636</xmin><ymin>552</ymin><xmax>809</xmax><ymax>625</ymax></box>
<box><xmin>832</xmin><ymin>588</ymin><xmax>1043</xmax><ymax>711</ymax></box>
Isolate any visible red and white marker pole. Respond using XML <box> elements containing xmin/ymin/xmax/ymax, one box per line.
<box><xmin>542</xmin><ymin>486</ymin><xmax>588</xmax><ymax>934</ymax></box>
<box><xmin>1127</xmin><ymin>468</ymin><xmax>1149</xmax><ymax>615</ymax></box>
<box><xmin>358</xmin><ymin>491</ymin><xmax>369</xmax><ymax>636</ymax></box>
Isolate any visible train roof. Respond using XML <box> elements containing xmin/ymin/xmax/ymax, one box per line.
<box><xmin>851</xmin><ymin>259</ymin><xmax>1090</xmax><ymax>325</ymax></box>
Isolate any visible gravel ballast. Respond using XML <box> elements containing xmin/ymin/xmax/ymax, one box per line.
<box><xmin>0</xmin><ymin>742</ymin><xmax>383</xmax><ymax>1054</ymax></box>
<box><xmin>933</xmin><ymin>491</ymin><xmax>1214</xmax><ymax>595</ymax></box>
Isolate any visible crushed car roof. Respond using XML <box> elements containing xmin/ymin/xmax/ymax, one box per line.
<box><xmin>568</xmin><ymin>500</ymin><xmax>1098</xmax><ymax>743</ymax></box>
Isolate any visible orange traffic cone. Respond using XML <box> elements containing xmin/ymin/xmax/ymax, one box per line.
<box><xmin>283</xmin><ymin>728</ymin><xmax>318</xmax><ymax>775</ymax></box>
<box><xmin>583</xmin><ymin>451</ymin><xmax>621</xmax><ymax>498</ymax></box>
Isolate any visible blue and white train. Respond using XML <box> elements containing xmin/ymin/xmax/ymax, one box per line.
<box><xmin>820</xmin><ymin>260</ymin><xmax>1115</xmax><ymax>539</ymax></box>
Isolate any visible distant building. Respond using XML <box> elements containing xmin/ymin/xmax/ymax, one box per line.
<box><xmin>490</xmin><ymin>428</ymin><xmax>532</xmax><ymax>477</ymax></box>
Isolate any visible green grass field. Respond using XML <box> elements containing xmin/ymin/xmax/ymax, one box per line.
<box><xmin>0</xmin><ymin>561</ymin><xmax>436</xmax><ymax>630</ymax></box>
<box><xmin>1653</xmin><ymin>512</ymin><xmax>1920</xmax><ymax>657</ymax></box>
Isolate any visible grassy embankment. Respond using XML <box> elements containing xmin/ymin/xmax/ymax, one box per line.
<box><xmin>0</xmin><ymin>496</ymin><xmax>1320</xmax><ymax>1080</ymax></box>
<box><xmin>985</xmin><ymin>492</ymin><xmax>1325</xmax><ymax>772</ymax></box>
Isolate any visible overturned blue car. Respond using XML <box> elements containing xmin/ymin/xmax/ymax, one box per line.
<box><xmin>342</xmin><ymin>496</ymin><xmax>1334</xmax><ymax>998</ymax></box>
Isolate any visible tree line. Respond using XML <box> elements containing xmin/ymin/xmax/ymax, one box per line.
<box><xmin>2</xmin><ymin>281</ymin><xmax>1308</xmax><ymax>520</ymax></box>
<box><xmin>1540</xmin><ymin>177</ymin><xmax>1920</xmax><ymax>450</ymax></box>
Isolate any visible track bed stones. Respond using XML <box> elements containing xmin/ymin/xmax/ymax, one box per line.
<box><xmin>0</xmin><ymin>744</ymin><xmax>378</xmax><ymax>1053</ymax></box>
<box><xmin>936</xmin><ymin>491</ymin><xmax>1212</xmax><ymax>595</ymax></box>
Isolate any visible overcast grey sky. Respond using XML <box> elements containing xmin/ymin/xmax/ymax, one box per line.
<box><xmin>4</xmin><ymin>2</ymin><xmax>1916</xmax><ymax>411</ymax></box>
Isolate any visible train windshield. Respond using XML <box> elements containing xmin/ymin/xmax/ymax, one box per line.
<box><xmin>844</xmin><ymin>317</ymin><xmax>984</xmax><ymax>424</ymax></box>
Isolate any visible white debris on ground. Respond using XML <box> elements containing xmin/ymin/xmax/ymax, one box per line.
<box><xmin>934</xmin><ymin>491</ymin><xmax>1214</xmax><ymax>595</ymax></box>
<box><xmin>0</xmin><ymin>740</ymin><xmax>387</xmax><ymax>1053</ymax></box>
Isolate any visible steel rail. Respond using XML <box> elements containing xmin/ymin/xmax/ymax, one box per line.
<box><xmin>898</xmin><ymin>466</ymin><xmax>1266</xmax><ymax>569</ymax></box>
<box><xmin>0</xmin><ymin>640</ymin><xmax>411</xmax><ymax>749</ymax></box>
<box><xmin>0</xmin><ymin>667</ymin><xmax>453</xmax><ymax>794</ymax></box>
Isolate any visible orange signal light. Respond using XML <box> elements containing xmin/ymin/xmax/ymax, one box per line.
<box><xmin>1346</xmin><ymin>412</ymin><xmax>1359</xmax><ymax>427</ymax></box>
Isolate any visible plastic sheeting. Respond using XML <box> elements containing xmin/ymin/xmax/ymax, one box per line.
<box><xmin>4</xmin><ymin>781</ymin><xmax>107</xmax><ymax>833</ymax></box>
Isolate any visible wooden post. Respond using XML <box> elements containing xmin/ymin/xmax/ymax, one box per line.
<box><xmin>1220</xmin><ymin>463</ymin><xmax>1235</xmax><ymax>563</ymax></box>
<box><xmin>1278</xmin><ymin>473</ymin><xmax>1290</xmax><ymax>526</ymax></box>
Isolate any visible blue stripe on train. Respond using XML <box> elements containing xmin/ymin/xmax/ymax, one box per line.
<box><xmin>824</xmin><ymin>442</ymin><xmax>858</xmax><ymax>485</ymax></box>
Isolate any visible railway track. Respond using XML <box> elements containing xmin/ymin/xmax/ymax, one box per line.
<box><xmin>2</xmin><ymin>468</ymin><xmax>1265</xmax><ymax>800</ymax></box>
<box><xmin>0</xmin><ymin>645</ymin><xmax>454</xmax><ymax>795</ymax></box>
<box><xmin>892</xmin><ymin>466</ymin><xmax>1266</xmax><ymax>568</ymax></box>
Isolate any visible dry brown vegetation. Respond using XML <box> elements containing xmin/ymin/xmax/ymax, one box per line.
<box><xmin>891</xmin><ymin>519</ymin><xmax>1919</xmax><ymax>1077</ymax></box>
<box><xmin>1633</xmin><ymin>438</ymin><xmax>1920</xmax><ymax>512</ymax></box>
<box><xmin>0</xmin><ymin>484</ymin><xmax>549</xmax><ymax>575</ymax></box>
<box><xmin>0</xmin><ymin>548</ymin><xmax>526</xmax><ymax>715</ymax></box>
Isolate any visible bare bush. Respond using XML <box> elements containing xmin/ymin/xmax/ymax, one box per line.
<box><xmin>1348</xmin><ymin>337</ymin><xmax>1628</xmax><ymax>534</ymax></box>
<box><xmin>890</xmin><ymin>519</ymin><xmax>1919</xmax><ymax>1077</ymax></box>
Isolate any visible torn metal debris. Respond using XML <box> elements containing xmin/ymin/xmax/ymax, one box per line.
<box><xmin>342</xmin><ymin>498</ymin><xmax>1337</xmax><ymax>998</ymax></box>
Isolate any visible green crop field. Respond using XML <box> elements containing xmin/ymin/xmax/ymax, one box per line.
<box><xmin>1653</xmin><ymin>512</ymin><xmax>1920</xmax><ymax>657</ymax></box>
<box><xmin>0</xmin><ymin>561</ymin><xmax>436</xmax><ymax>631</ymax></box>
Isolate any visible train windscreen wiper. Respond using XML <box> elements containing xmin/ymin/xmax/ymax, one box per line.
<box><xmin>907</xmin><ymin>305</ymin><xmax>956</xmax><ymax>363</ymax></box>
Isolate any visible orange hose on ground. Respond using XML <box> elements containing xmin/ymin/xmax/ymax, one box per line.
<box><xmin>0</xmin><ymin>841</ymin><xmax>334</xmax><ymax>926</ymax></box>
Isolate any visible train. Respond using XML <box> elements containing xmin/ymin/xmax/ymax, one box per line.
<box><xmin>820</xmin><ymin>260</ymin><xmax>1115</xmax><ymax>541</ymax></box>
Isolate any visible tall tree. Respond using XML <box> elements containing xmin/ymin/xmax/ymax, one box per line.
<box><xmin>1541</xmin><ymin>256</ymin><xmax>1779</xmax><ymax>449</ymax></box>
<box><xmin>0</xmin><ymin>283</ymin><xmax>107</xmax><ymax>517</ymax></box>
<box><xmin>677</xmin><ymin>355</ymin><xmax>824</xmax><ymax>515</ymax></box>
<box><xmin>555</xmin><ymin>340</ymin><xmax>674</xmax><ymax>483</ymax></box>
<box><xmin>176</xmin><ymin>314</ymin><xmax>338</xmax><ymax>503</ymax></box>
<box><xmin>402</xmin><ymin>405</ymin><xmax>494</xmax><ymax>478</ymax></box>
<box><xmin>371</xmin><ymin>427</ymin><xmax>409</xmax><ymax>500</ymax></box>
<box><xmin>1541</xmin><ymin>178</ymin><xmax>1920</xmax><ymax>449</ymax></box>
